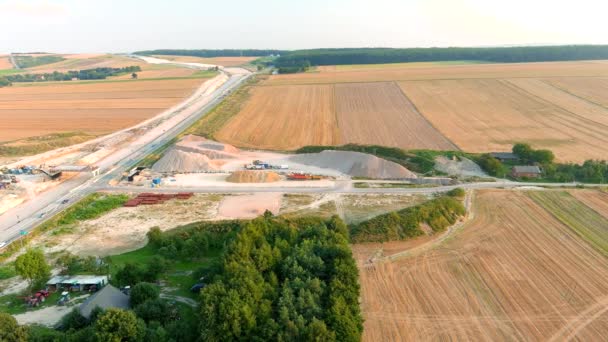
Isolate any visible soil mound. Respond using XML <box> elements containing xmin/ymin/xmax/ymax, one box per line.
<box><xmin>151</xmin><ymin>148</ymin><xmax>221</xmax><ymax>173</ymax></box>
<box><xmin>434</xmin><ymin>156</ymin><xmax>487</xmax><ymax>178</ymax></box>
<box><xmin>226</xmin><ymin>170</ymin><xmax>281</xmax><ymax>183</ymax></box>
<box><xmin>179</xmin><ymin>135</ymin><xmax>239</xmax><ymax>155</ymax></box>
<box><xmin>289</xmin><ymin>150</ymin><xmax>416</xmax><ymax>179</ymax></box>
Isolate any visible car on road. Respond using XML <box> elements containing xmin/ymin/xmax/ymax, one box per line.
<box><xmin>61</xmin><ymin>199</ymin><xmax>69</xmax><ymax>204</ymax></box>
<box><xmin>0</xmin><ymin>241</ymin><xmax>7</xmax><ymax>249</ymax></box>
<box><xmin>38</xmin><ymin>212</ymin><xmax>46</xmax><ymax>218</ymax></box>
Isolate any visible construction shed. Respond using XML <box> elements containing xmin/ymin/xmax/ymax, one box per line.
<box><xmin>46</xmin><ymin>275</ymin><xmax>108</xmax><ymax>292</ymax></box>
<box><xmin>511</xmin><ymin>166</ymin><xmax>542</xmax><ymax>178</ymax></box>
<box><xmin>79</xmin><ymin>285</ymin><xmax>129</xmax><ymax>318</ymax></box>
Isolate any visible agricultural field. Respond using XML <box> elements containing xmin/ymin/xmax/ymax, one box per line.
<box><xmin>335</xmin><ymin>82</ymin><xmax>456</xmax><ymax>150</ymax></box>
<box><xmin>0</xmin><ymin>55</ymin><xmax>13</xmax><ymax>69</ymax></box>
<box><xmin>400</xmin><ymin>78</ymin><xmax>608</xmax><ymax>162</ymax></box>
<box><xmin>208</xmin><ymin>59</ymin><xmax>608</xmax><ymax>161</ymax></box>
<box><xmin>356</xmin><ymin>189</ymin><xmax>608</xmax><ymax>341</ymax></box>
<box><xmin>152</xmin><ymin>54</ymin><xmax>259</xmax><ymax>67</ymax></box>
<box><xmin>23</xmin><ymin>54</ymin><xmax>145</xmax><ymax>73</ymax></box>
<box><xmin>215</xmin><ymin>84</ymin><xmax>340</xmax><ymax>150</ymax></box>
<box><xmin>0</xmin><ymin>78</ymin><xmax>206</xmax><ymax>142</ymax></box>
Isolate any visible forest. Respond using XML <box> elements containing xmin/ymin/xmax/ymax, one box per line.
<box><xmin>274</xmin><ymin>45</ymin><xmax>608</xmax><ymax>71</ymax></box>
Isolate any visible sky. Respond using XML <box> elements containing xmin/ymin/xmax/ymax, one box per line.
<box><xmin>1</xmin><ymin>0</ymin><xmax>607</xmax><ymax>53</ymax></box>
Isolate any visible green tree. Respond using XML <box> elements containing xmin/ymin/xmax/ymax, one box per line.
<box><xmin>14</xmin><ymin>249</ymin><xmax>50</xmax><ymax>289</ymax></box>
<box><xmin>477</xmin><ymin>154</ymin><xmax>505</xmax><ymax>177</ymax></box>
<box><xmin>0</xmin><ymin>312</ymin><xmax>28</xmax><ymax>342</ymax></box>
<box><xmin>512</xmin><ymin>143</ymin><xmax>533</xmax><ymax>162</ymax></box>
<box><xmin>134</xmin><ymin>298</ymin><xmax>170</xmax><ymax>323</ymax></box>
<box><xmin>130</xmin><ymin>282</ymin><xmax>160</xmax><ymax>307</ymax></box>
<box><xmin>94</xmin><ymin>308</ymin><xmax>145</xmax><ymax>342</ymax></box>
<box><xmin>59</xmin><ymin>308</ymin><xmax>89</xmax><ymax>331</ymax></box>
<box><xmin>532</xmin><ymin>149</ymin><xmax>555</xmax><ymax>164</ymax></box>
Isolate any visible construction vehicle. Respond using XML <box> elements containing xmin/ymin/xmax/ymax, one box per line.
<box><xmin>23</xmin><ymin>290</ymin><xmax>50</xmax><ymax>307</ymax></box>
<box><xmin>58</xmin><ymin>291</ymin><xmax>71</xmax><ymax>306</ymax></box>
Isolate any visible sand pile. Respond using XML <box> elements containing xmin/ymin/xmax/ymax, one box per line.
<box><xmin>152</xmin><ymin>149</ymin><xmax>221</xmax><ymax>173</ymax></box>
<box><xmin>289</xmin><ymin>151</ymin><xmax>417</xmax><ymax>179</ymax></box>
<box><xmin>227</xmin><ymin>170</ymin><xmax>281</xmax><ymax>183</ymax></box>
<box><xmin>152</xmin><ymin>135</ymin><xmax>240</xmax><ymax>173</ymax></box>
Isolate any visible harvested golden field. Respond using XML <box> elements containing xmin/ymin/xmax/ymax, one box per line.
<box><xmin>266</xmin><ymin>60</ymin><xmax>608</xmax><ymax>85</ymax></box>
<box><xmin>111</xmin><ymin>64</ymin><xmax>199</xmax><ymax>79</ymax></box>
<box><xmin>528</xmin><ymin>191</ymin><xmax>608</xmax><ymax>256</ymax></box>
<box><xmin>0</xmin><ymin>55</ymin><xmax>12</xmax><ymax>69</ymax></box>
<box><xmin>400</xmin><ymin>79</ymin><xmax>608</xmax><ymax>161</ymax></box>
<box><xmin>214</xmin><ymin>82</ymin><xmax>456</xmax><ymax>151</ymax></box>
<box><xmin>215</xmin><ymin>84</ymin><xmax>340</xmax><ymax>150</ymax></box>
<box><xmin>335</xmin><ymin>82</ymin><xmax>456</xmax><ymax>150</ymax></box>
<box><xmin>153</xmin><ymin>55</ymin><xmax>258</xmax><ymax>66</ymax></box>
<box><xmin>357</xmin><ymin>190</ymin><xmax>608</xmax><ymax>341</ymax></box>
<box><xmin>570</xmin><ymin>189</ymin><xmax>608</xmax><ymax>219</ymax></box>
<box><xmin>0</xmin><ymin>78</ymin><xmax>203</xmax><ymax>142</ymax></box>
<box><xmin>545</xmin><ymin>77</ymin><xmax>608</xmax><ymax>108</ymax></box>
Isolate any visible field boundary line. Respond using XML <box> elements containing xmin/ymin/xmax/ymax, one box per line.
<box><xmin>540</xmin><ymin>79</ymin><xmax>608</xmax><ymax>111</ymax></box>
<box><xmin>502</xmin><ymin>79</ymin><xmax>608</xmax><ymax>131</ymax></box>
<box><xmin>547</xmin><ymin>295</ymin><xmax>608</xmax><ymax>342</ymax></box>
<box><xmin>394</xmin><ymin>81</ymin><xmax>460</xmax><ymax>151</ymax></box>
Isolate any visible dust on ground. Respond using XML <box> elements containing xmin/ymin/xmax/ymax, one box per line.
<box><xmin>39</xmin><ymin>194</ymin><xmax>223</xmax><ymax>257</ymax></box>
<box><xmin>217</xmin><ymin>193</ymin><xmax>282</xmax><ymax>219</ymax></box>
<box><xmin>13</xmin><ymin>294</ymin><xmax>90</xmax><ymax>327</ymax></box>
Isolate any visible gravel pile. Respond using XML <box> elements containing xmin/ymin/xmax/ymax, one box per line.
<box><xmin>434</xmin><ymin>156</ymin><xmax>487</xmax><ymax>177</ymax></box>
<box><xmin>151</xmin><ymin>149</ymin><xmax>220</xmax><ymax>173</ymax></box>
<box><xmin>289</xmin><ymin>150</ymin><xmax>417</xmax><ymax>179</ymax></box>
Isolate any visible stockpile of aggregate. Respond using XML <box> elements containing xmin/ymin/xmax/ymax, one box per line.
<box><xmin>289</xmin><ymin>150</ymin><xmax>417</xmax><ymax>179</ymax></box>
<box><xmin>226</xmin><ymin>170</ymin><xmax>281</xmax><ymax>183</ymax></box>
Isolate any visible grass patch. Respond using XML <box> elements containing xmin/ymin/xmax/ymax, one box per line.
<box><xmin>0</xmin><ymin>291</ymin><xmax>61</xmax><ymax>315</ymax></box>
<box><xmin>528</xmin><ymin>191</ymin><xmax>608</xmax><ymax>256</ymax></box>
<box><xmin>136</xmin><ymin>137</ymin><xmax>177</xmax><ymax>168</ymax></box>
<box><xmin>0</xmin><ymin>131</ymin><xmax>97</xmax><ymax>158</ymax></box>
<box><xmin>0</xmin><ymin>69</ymin><xmax>20</xmax><ymax>76</ymax></box>
<box><xmin>14</xmin><ymin>55</ymin><xmax>65</xmax><ymax>68</ymax></box>
<box><xmin>184</xmin><ymin>75</ymin><xmax>264</xmax><ymax>139</ymax></box>
<box><xmin>0</xmin><ymin>193</ymin><xmax>129</xmax><ymax>262</ymax></box>
<box><xmin>0</xmin><ymin>264</ymin><xmax>17</xmax><ymax>279</ymax></box>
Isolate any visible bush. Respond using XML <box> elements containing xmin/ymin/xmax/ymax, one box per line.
<box><xmin>446</xmin><ymin>188</ymin><xmax>465</xmax><ymax>198</ymax></box>
<box><xmin>130</xmin><ymin>283</ymin><xmax>160</xmax><ymax>307</ymax></box>
<box><xmin>134</xmin><ymin>298</ymin><xmax>170</xmax><ymax>324</ymax></box>
<box><xmin>59</xmin><ymin>309</ymin><xmax>89</xmax><ymax>331</ymax></box>
<box><xmin>350</xmin><ymin>196</ymin><xmax>466</xmax><ymax>243</ymax></box>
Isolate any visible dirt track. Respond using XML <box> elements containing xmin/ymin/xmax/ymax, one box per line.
<box><xmin>356</xmin><ymin>190</ymin><xmax>608</xmax><ymax>341</ymax></box>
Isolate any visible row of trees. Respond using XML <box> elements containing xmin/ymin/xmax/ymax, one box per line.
<box><xmin>477</xmin><ymin>143</ymin><xmax>607</xmax><ymax>183</ymax></box>
<box><xmin>199</xmin><ymin>214</ymin><xmax>363</xmax><ymax>341</ymax></box>
<box><xmin>3</xmin><ymin>66</ymin><xmax>141</xmax><ymax>84</ymax></box>
<box><xmin>274</xmin><ymin>45</ymin><xmax>608</xmax><ymax>70</ymax></box>
<box><xmin>350</xmin><ymin>191</ymin><xmax>466</xmax><ymax>243</ymax></box>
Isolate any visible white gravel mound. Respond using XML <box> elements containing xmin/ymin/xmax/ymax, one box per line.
<box><xmin>152</xmin><ymin>149</ymin><xmax>220</xmax><ymax>173</ymax></box>
<box><xmin>434</xmin><ymin>156</ymin><xmax>487</xmax><ymax>178</ymax></box>
<box><xmin>289</xmin><ymin>150</ymin><xmax>417</xmax><ymax>179</ymax></box>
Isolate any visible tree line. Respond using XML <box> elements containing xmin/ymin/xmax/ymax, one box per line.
<box><xmin>478</xmin><ymin>143</ymin><xmax>608</xmax><ymax>183</ymax></box>
<box><xmin>274</xmin><ymin>45</ymin><xmax>608</xmax><ymax>72</ymax></box>
<box><xmin>1</xmin><ymin>66</ymin><xmax>141</xmax><ymax>86</ymax></box>
<box><xmin>350</xmin><ymin>190</ymin><xmax>466</xmax><ymax>243</ymax></box>
<box><xmin>134</xmin><ymin>49</ymin><xmax>286</xmax><ymax>57</ymax></box>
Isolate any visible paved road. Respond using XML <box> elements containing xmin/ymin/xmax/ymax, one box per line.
<box><xmin>0</xmin><ymin>62</ymin><xmax>250</xmax><ymax>245</ymax></box>
<box><xmin>97</xmin><ymin>180</ymin><xmax>603</xmax><ymax>195</ymax></box>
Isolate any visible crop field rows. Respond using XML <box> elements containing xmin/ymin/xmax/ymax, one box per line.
<box><xmin>356</xmin><ymin>190</ymin><xmax>608</xmax><ymax>341</ymax></box>
<box><xmin>0</xmin><ymin>55</ymin><xmax>12</xmax><ymax>69</ymax></box>
<box><xmin>216</xmin><ymin>81</ymin><xmax>456</xmax><ymax>151</ymax></box>
<box><xmin>0</xmin><ymin>78</ymin><xmax>205</xmax><ymax>142</ymax></box>
<box><xmin>213</xmin><ymin>60</ymin><xmax>608</xmax><ymax>161</ymax></box>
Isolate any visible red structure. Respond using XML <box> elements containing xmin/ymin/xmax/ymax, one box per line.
<box><xmin>123</xmin><ymin>192</ymin><xmax>193</xmax><ymax>207</ymax></box>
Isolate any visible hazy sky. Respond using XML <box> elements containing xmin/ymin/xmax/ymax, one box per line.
<box><xmin>1</xmin><ymin>0</ymin><xmax>607</xmax><ymax>53</ymax></box>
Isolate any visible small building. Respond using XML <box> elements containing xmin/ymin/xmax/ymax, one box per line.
<box><xmin>511</xmin><ymin>166</ymin><xmax>542</xmax><ymax>178</ymax></box>
<box><xmin>46</xmin><ymin>275</ymin><xmax>108</xmax><ymax>292</ymax></box>
<box><xmin>490</xmin><ymin>152</ymin><xmax>518</xmax><ymax>162</ymax></box>
<box><xmin>79</xmin><ymin>284</ymin><xmax>130</xmax><ymax>319</ymax></box>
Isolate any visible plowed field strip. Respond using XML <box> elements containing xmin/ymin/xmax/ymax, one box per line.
<box><xmin>528</xmin><ymin>191</ymin><xmax>608</xmax><ymax>256</ymax></box>
<box><xmin>358</xmin><ymin>190</ymin><xmax>608</xmax><ymax>341</ymax></box>
<box><xmin>569</xmin><ymin>190</ymin><xmax>608</xmax><ymax>220</ymax></box>
<box><xmin>544</xmin><ymin>77</ymin><xmax>608</xmax><ymax>108</ymax></box>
